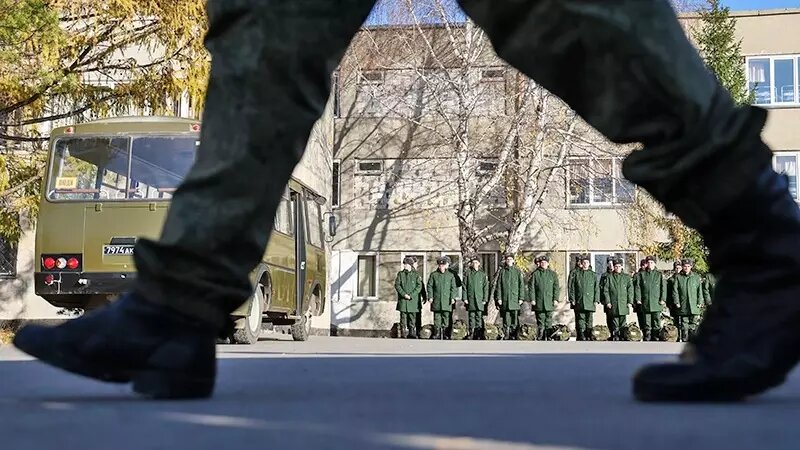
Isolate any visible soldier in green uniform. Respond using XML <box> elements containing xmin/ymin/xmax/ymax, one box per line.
<box><xmin>632</xmin><ymin>259</ymin><xmax>647</xmax><ymax>332</ymax></box>
<box><xmin>671</xmin><ymin>258</ymin><xmax>704</xmax><ymax>342</ymax></box>
<box><xmin>443</xmin><ymin>256</ymin><xmax>462</xmax><ymax>339</ymax></box>
<box><xmin>569</xmin><ymin>254</ymin><xmax>599</xmax><ymax>341</ymax></box>
<box><xmin>599</xmin><ymin>256</ymin><xmax>615</xmax><ymax>331</ymax></box>
<box><xmin>494</xmin><ymin>253</ymin><xmax>526</xmax><ymax>340</ymax></box>
<box><xmin>635</xmin><ymin>256</ymin><xmax>666</xmax><ymax>341</ymax></box>
<box><xmin>666</xmin><ymin>261</ymin><xmax>682</xmax><ymax>321</ymax></box>
<box><xmin>394</xmin><ymin>257</ymin><xmax>422</xmax><ymax>339</ymax></box>
<box><xmin>602</xmin><ymin>258</ymin><xmax>633</xmax><ymax>341</ymax></box>
<box><xmin>463</xmin><ymin>256</ymin><xmax>489</xmax><ymax>340</ymax></box>
<box><xmin>529</xmin><ymin>255</ymin><xmax>560</xmax><ymax>340</ymax></box>
<box><xmin>427</xmin><ymin>257</ymin><xmax>457</xmax><ymax>340</ymax></box>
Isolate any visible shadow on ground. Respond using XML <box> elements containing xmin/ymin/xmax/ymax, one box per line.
<box><xmin>1</xmin><ymin>353</ymin><xmax>798</xmax><ymax>450</ymax></box>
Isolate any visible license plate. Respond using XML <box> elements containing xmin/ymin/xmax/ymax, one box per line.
<box><xmin>103</xmin><ymin>245</ymin><xmax>135</xmax><ymax>256</ymax></box>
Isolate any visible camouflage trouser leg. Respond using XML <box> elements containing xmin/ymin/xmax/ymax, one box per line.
<box><xmin>130</xmin><ymin>0</ymin><xmax>378</xmax><ymax>329</ymax></box>
<box><xmin>461</xmin><ymin>0</ymin><xmax>772</xmax><ymax>232</ymax></box>
<box><xmin>643</xmin><ymin>313</ymin><xmax>661</xmax><ymax>340</ymax></box>
<box><xmin>503</xmin><ymin>311</ymin><xmax>519</xmax><ymax>330</ymax></box>
<box><xmin>575</xmin><ymin>311</ymin><xmax>592</xmax><ymax>340</ymax></box>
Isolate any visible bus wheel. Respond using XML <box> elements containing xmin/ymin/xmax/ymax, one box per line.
<box><xmin>232</xmin><ymin>283</ymin><xmax>265</xmax><ymax>345</ymax></box>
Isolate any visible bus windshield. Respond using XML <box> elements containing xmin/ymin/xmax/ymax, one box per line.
<box><xmin>47</xmin><ymin>135</ymin><xmax>198</xmax><ymax>201</ymax></box>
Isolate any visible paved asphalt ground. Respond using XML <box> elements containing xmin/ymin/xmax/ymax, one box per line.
<box><xmin>1</xmin><ymin>336</ymin><xmax>798</xmax><ymax>450</ymax></box>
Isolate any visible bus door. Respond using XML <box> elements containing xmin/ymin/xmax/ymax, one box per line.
<box><xmin>291</xmin><ymin>190</ymin><xmax>307</xmax><ymax>316</ymax></box>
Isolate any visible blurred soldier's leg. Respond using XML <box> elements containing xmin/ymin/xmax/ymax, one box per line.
<box><xmin>13</xmin><ymin>0</ymin><xmax>380</xmax><ymax>399</ymax></box>
<box><xmin>399</xmin><ymin>312</ymin><xmax>409</xmax><ymax>338</ymax></box>
<box><xmin>460</xmin><ymin>0</ymin><xmax>800</xmax><ymax>400</ymax></box>
<box><xmin>575</xmin><ymin>312</ymin><xmax>585</xmax><ymax>342</ymax></box>
<box><xmin>433</xmin><ymin>312</ymin><xmax>443</xmax><ymax>339</ymax></box>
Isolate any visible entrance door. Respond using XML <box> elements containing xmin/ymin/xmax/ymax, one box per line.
<box><xmin>292</xmin><ymin>191</ymin><xmax>307</xmax><ymax>315</ymax></box>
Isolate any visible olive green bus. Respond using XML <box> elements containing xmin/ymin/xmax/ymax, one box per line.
<box><xmin>35</xmin><ymin>116</ymin><xmax>330</xmax><ymax>343</ymax></box>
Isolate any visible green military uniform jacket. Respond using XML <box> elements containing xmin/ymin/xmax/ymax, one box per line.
<box><xmin>569</xmin><ymin>269</ymin><xmax>599</xmax><ymax>312</ymax></box>
<box><xmin>599</xmin><ymin>269</ymin><xmax>613</xmax><ymax>294</ymax></box>
<box><xmin>494</xmin><ymin>266</ymin><xmax>526</xmax><ymax>311</ymax></box>
<box><xmin>636</xmin><ymin>270</ymin><xmax>666</xmax><ymax>313</ymax></box>
<box><xmin>672</xmin><ymin>272</ymin><xmax>703</xmax><ymax>315</ymax></box>
<box><xmin>427</xmin><ymin>269</ymin><xmax>457</xmax><ymax>312</ymax></box>
<box><xmin>529</xmin><ymin>268</ymin><xmax>560</xmax><ymax>312</ymax></box>
<box><xmin>394</xmin><ymin>269</ymin><xmax>422</xmax><ymax>313</ymax></box>
<box><xmin>666</xmin><ymin>274</ymin><xmax>678</xmax><ymax>309</ymax></box>
<box><xmin>602</xmin><ymin>272</ymin><xmax>633</xmax><ymax>316</ymax></box>
<box><xmin>464</xmin><ymin>268</ymin><xmax>489</xmax><ymax>312</ymax></box>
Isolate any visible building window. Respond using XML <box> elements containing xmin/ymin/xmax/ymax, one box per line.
<box><xmin>358</xmin><ymin>70</ymin><xmax>385</xmax><ymax>85</ymax></box>
<box><xmin>774</xmin><ymin>152</ymin><xmax>799</xmax><ymax>201</ymax></box>
<box><xmin>332</xmin><ymin>160</ymin><xmax>341</xmax><ymax>208</ymax></box>
<box><xmin>477</xmin><ymin>159</ymin><xmax>499</xmax><ymax>174</ymax></box>
<box><xmin>568</xmin><ymin>157</ymin><xmax>635</xmax><ymax>207</ymax></box>
<box><xmin>273</xmin><ymin>189</ymin><xmax>295</xmax><ymax>236</ymax></box>
<box><xmin>479</xmin><ymin>252</ymin><xmax>498</xmax><ymax>276</ymax></box>
<box><xmin>481</xmin><ymin>68</ymin><xmax>505</xmax><ymax>82</ymax></box>
<box><xmin>355</xmin><ymin>159</ymin><xmax>384</xmax><ymax>175</ymax></box>
<box><xmin>401</xmin><ymin>253</ymin><xmax>427</xmax><ymax>280</ymax></box>
<box><xmin>568</xmin><ymin>251</ymin><xmax>638</xmax><ymax>279</ymax></box>
<box><xmin>332</xmin><ymin>71</ymin><xmax>341</xmax><ymax>118</ymax></box>
<box><xmin>747</xmin><ymin>56</ymin><xmax>800</xmax><ymax>106</ymax></box>
<box><xmin>357</xmin><ymin>254</ymin><xmax>378</xmax><ymax>298</ymax></box>
<box><xmin>0</xmin><ymin>238</ymin><xmax>17</xmax><ymax>278</ymax></box>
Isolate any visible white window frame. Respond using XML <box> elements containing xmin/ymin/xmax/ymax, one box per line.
<box><xmin>567</xmin><ymin>251</ymin><xmax>639</xmax><ymax>277</ymax></box>
<box><xmin>332</xmin><ymin>159</ymin><xmax>341</xmax><ymax>208</ymax></box>
<box><xmin>745</xmin><ymin>55</ymin><xmax>800</xmax><ymax>107</ymax></box>
<box><xmin>358</xmin><ymin>69</ymin><xmax>385</xmax><ymax>85</ymax></box>
<box><xmin>355</xmin><ymin>252</ymin><xmax>380</xmax><ymax>300</ymax></box>
<box><xmin>355</xmin><ymin>159</ymin><xmax>384</xmax><ymax>175</ymax></box>
<box><xmin>477</xmin><ymin>159</ymin><xmax>499</xmax><ymax>174</ymax></box>
<box><xmin>773</xmin><ymin>151</ymin><xmax>800</xmax><ymax>202</ymax></box>
<box><xmin>566</xmin><ymin>157</ymin><xmax>635</xmax><ymax>207</ymax></box>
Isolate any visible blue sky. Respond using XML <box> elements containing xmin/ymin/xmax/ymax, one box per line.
<box><xmin>723</xmin><ymin>0</ymin><xmax>800</xmax><ymax>9</ymax></box>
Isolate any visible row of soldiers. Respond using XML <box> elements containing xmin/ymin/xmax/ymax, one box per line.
<box><xmin>394</xmin><ymin>253</ymin><xmax>716</xmax><ymax>341</ymax></box>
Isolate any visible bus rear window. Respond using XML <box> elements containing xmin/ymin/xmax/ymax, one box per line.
<box><xmin>129</xmin><ymin>136</ymin><xmax>198</xmax><ymax>200</ymax></box>
<box><xmin>47</xmin><ymin>136</ymin><xmax>198</xmax><ymax>201</ymax></box>
<box><xmin>48</xmin><ymin>137</ymin><xmax>130</xmax><ymax>201</ymax></box>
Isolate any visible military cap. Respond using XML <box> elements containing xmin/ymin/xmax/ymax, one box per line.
<box><xmin>673</xmin><ymin>260</ymin><xmax>682</xmax><ymax>268</ymax></box>
<box><xmin>681</xmin><ymin>257</ymin><xmax>695</xmax><ymax>265</ymax></box>
<box><xmin>538</xmin><ymin>255</ymin><xmax>550</xmax><ymax>262</ymax></box>
<box><xmin>640</xmin><ymin>258</ymin><xmax>647</xmax><ymax>265</ymax></box>
<box><xmin>436</xmin><ymin>257</ymin><xmax>448</xmax><ymax>265</ymax></box>
<box><xmin>503</xmin><ymin>253</ymin><xmax>515</xmax><ymax>259</ymax></box>
<box><xmin>469</xmin><ymin>255</ymin><xmax>481</xmax><ymax>263</ymax></box>
<box><xmin>645</xmin><ymin>255</ymin><xmax>657</xmax><ymax>263</ymax></box>
<box><xmin>613</xmin><ymin>258</ymin><xmax>624</xmax><ymax>266</ymax></box>
<box><xmin>607</xmin><ymin>256</ymin><xmax>616</xmax><ymax>263</ymax></box>
<box><xmin>579</xmin><ymin>254</ymin><xmax>591</xmax><ymax>262</ymax></box>
<box><xmin>444</xmin><ymin>256</ymin><xmax>452</xmax><ymax>264</ymax></box>
<box><xmin>403</xmin><ymin>256</ymin><xmax>415</xmax><ymax>265</ymax></box>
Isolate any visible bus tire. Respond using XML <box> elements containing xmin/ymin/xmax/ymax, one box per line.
<box><xmin>231</xmin><ymin>283</ymin><xmax>265</xmax><ymax>345</ymax></box>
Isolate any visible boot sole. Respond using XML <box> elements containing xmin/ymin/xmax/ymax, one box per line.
<box><xmin>14</xmin><ymin>328</ymin><xmax>214</xmax><ymax>400</ymax></box>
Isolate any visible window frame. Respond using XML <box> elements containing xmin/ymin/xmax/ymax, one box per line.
<box><xmin>773</xmin><ymin>151</ymin><xmax>800</xmax><ymax>202</ymax></box>
<box><xmin>354</xmin><ymin>159</ymin><xmax>384</xmax><ymax>176</ymax></box>
<box><xmin>745</xmin><ymin>55</ymin><xmax>800</xmax><ymax>107</ymax></box>
<box><xmin>566</xmin><ymin>157</ymin><xmax>635</xmax><ymax>208</ymax></box>
<box><xmin>332</xmin><ymin>159</ymin><xmax>341</xmax><ymax>208</ymax></box>
<box><xmin>355</xmin><ymin>252</ymin><xmax>379</xmax><ymax>300</ymax></box>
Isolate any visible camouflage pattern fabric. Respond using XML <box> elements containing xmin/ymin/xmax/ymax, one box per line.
<box><xmin>483</xmin><ymin>324</ymin><xmax>502</xmax><ymax>341</ymax></box>
<box><xmin>517</xmin><ymin>323</ymin><xmax>538</xmax><ymax>341</ymax></box>
<box><xmin>661</xmin><ymin>324</ymin><xmax>679</xmax><ymax>342</ymax></box>
<box><xmin>549</xmin><ymin>324</ymin><xmax>571</xmax><ymax>341</ymax></box>
<box><xmin>592</xmin><ymin>325</ymin><xmax>611</xmax><ymax>342</ymax></box>
<box><xmin>419</xmin><ymin>324</ymin><xmax>434</xmax><ymax>340</ymax></box>
<box><xmin>451</xmin><ymin>319</ymin><xmax>468</xmax><ymax>340</ymax></box>
<box><xmin>622</xmin><ymin>323</ymin><xmax>643</xmax><ymax>342</ymax></box>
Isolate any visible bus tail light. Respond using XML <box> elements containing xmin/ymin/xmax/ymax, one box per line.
<box><xmin>44</xmin><ymin>274</ymin><xmax>55</xmax><ymax>286</ymax></box>
<box><xmin>41</xmin><ymin>254</ymin><xmax>82</xmax><ymax>272</ymax></box>
<box><xmin>190</xmin><ymin>123</ymin><xmax>201</xmax><ymax>132</ymax></box>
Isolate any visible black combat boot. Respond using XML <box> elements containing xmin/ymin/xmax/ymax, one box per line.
<box><xmin>643</xmin><ymin>330</ymin><xmax>651</xmax><ymax>342</ymax></box>
<box><xmin>634</xmin><ymin>146</ymin><xmax>800</xmax><ymax>401</ymax></box>
<box><xmin>430</xmin><ymin>327</ymin><xmax>440</xmax><ymax>340</ymax></box>
<box><xmin>13</xmin><ymin>293</ymin><xmax>218</xmax><ymax>399</ymax></box>
<box><xmin>399</xmin><ymin>325</ymin><xmax>408</xmax><ymax>339</ymax></box>
<box><xmin>407</xmin><ymin>326</ymin><xmax>417</xmax><ymax>339</ymax></box>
